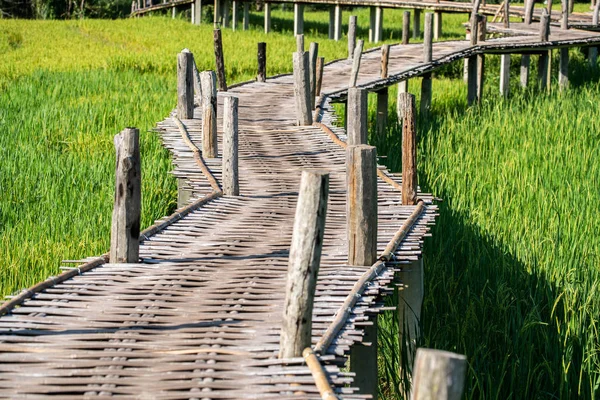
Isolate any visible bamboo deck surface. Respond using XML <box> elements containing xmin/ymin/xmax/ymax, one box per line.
<box><xmin>2</xmin><ymin>23</ymin><xmax>600</xmax><ymax>399</ymax></box>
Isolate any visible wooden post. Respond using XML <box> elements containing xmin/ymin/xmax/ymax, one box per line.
<box><xmin>213</xmin><ymin>29</ymin><xmax>227</xmax><ymax>91</ymax></box>
<box><xmin>348</xmin><ymin>15</ymin><xmax>357</xmax><ymax>59</ymax></box>
<box><xmin>375</xmin><ymin>6</ymin><xmax>383</xmax><ymax>42</ymax></box>
<box><xmin>433</xmin><ymin>11</ymin><xmax>442</xmax><ymax>40</ymax></box>
<box><xmin>398</xmin><ymin>93</ymin><xmax>417</xmax><ymax>205</ymax></box>
<box><xmin>296</xmin><ymin>34</ymin><xmax>304</xmax><ymax>54</ymax></box>
<box><xmin>476</xmin><ymin>15</ymin><xmax>486</xmax><ymax>103</ymax></box>
<box><xmin>177</xmin><ymin>51</ymin><xmax>194</xmax><ymax>119</ymax></box>
<box><xmin>110</xmin><ymin>128</ymin><xmax>141</xmax><ymax>264</ymax></box>
<box><xmin>467</xmin><ymin>55</ymin><xmax>478</xmax><ymax>105</ymax></box>
<box><xmin>213</xmin><ymin>0</ymin><xmax>220</xmax><ymax>27</ymax></box>
<box><xmin>559</xmin><ymin>48</ymin><xmax>569</xmax><ymax>91</ymax></box>
<box><xmin>398</xmin><ymin>79</ymin><xmax>409</xmax><ymax>94</ymax></box>
<box><xmin>420</xmin><ymin>14</ymin><xmax>433</xmax><ymax>115</ymax></box>
<box><xmin>279</xmin><ymin>170</ymin><xmax>329</xmax><ymax>359</ymax></box>
<box><xmin>375</xmin><ymin>45</ymin><xmax>390</xmax><ymax>139</ymax></box>
<box><xmin>177</xmin><ymin>178</ymin><xmax>193</xmax><ymax>207</ymax></box>
<box><xmin>520</xmin><ymin>55</ymin><xmax>530</xmax><ymax>87</ymax></box>
<box><xmin>293</xmin><ymin>52</ymin><xmax>313</xmax><ymax>126</ymax></box>
<box><xmin>561</xmin><ymin>0</ymin><xmax>568</xmax><ymax>30</ymax></box>
<box><xmin>350</xmin><ymin>319</ymin><xmax>378</xmax><ymax>399</ymax></box>
<box><xmin>380</xmin><ymin>44</ymin><xmax>390</xmax><ymax>80</ymax></box>
<box><xmin>329</xmin><ymin>7</ymin><xmax>335</xmax><ymax>39</ymax></box>
<box><xmin>294</xmin><ymin>3</ymin><xmax>304</xmax><ymax>36</ymax></box>
<box><xmin>172</xmin><ymin>5</ymin><xmax>177</xmax><ymax>18</ymax></box>
<box><xmin>231</xmin><ymin>0</ymin><xmax>238</xmax><ymax>30</ymax></box>
<box><xmin>309</xmin><ymin>42</ymin><xmax>319</xmax><ymax>109</ymax></box>
<box><xmin>402</xmin><ymin>11</ymin><xmax>410</xmax><ymax>44</ymax></box>
<box><xmin>500</xmin><ymin>54</ymin><xmax>510</xmax><ymax>98</ymax></box>
<box><xmin>243</xmin><ymin>2</ymin><xmax>249</xmax><ymax>30</ymax></box>
<box><xmin>257</xmin><ymin>42</ymin><xmax>267</xmax><ymax>82</ymax></box>
<box><xmin>413</xmin><ymin>9</ymin><xmax>421</xmax><ymax>39</ymax></box>
<box><xmin>200</xmin><ymin>71</ymin><xmax>218</xmax><ymax>158</ymax></box>
<box><xmin>539</xmin><ymin>10</ymin><xmax>550</xmax><ymax>91</ymax></box>
<box><xmin>347</xmin><ymin>145</ymin><xmax>378</xmax><ymax>267</ymax></box>
<box><xmin>594</xmin><ymin>0</ymin><xmax>600</xmax><ymax>25</ymax></box>
<box><xmin>349</xmin><ymin>39</ymin><xmax>364</xmax><ymax>88</ymax></box>
<box><xmin>524</xmin><ymin>0</ymin><xmax>534</xmax><ymax>24</ymax></box>
<box><xmin>589</xmin><ymin>47</ymin><xmax>598</xmax><ymax>68</ymax></box>
<box><xmin>222</xmin><ymin>95</ymin><xmax>239</xmax><ymax>196</ymax></box>
<box><xmin>504</xmin><ymin>0</ymin><xmax>510</xmax><ymax>28</ymax></box>
<box><xmin>264</xmin><ymin>2</ymin><xmax>271</xmax><ymax>33</ymax></box>
<box><xmin>334</xmin><ymin>4</ymin><xmax>342</xmax><ymax>41</ymax></box>
<box><xmin>369</xmin><ymin>7</ymin><xmax>376</xmax><ymax>42</ymax></box>
<box><xmin>347</xmin><ymin>87</ymin><xmax>368</xmax><ymax>145</ymax></box>
<box><xmin>315</xmin><ymin>57</ymin><xmax>324</xmax><ymax>96</ymax></box>
<box><xmin>193</xmin><ymin>0</ymin><xmax>201</xmax><ymax>25</ymax></box>
<box><xmin>411</xmin><ymin>349</ymin><xmax>467</xmax><ymax>400</ymax></box>
<box><xmin>222</xmin><ymin>0</ymin><xmax>230</xmax><ymax>28</ymax></box>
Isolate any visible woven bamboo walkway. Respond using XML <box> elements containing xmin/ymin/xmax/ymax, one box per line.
<box><xmin>2</xmin><ymin>21</ymin><xmax>600</xmax><ymax>399</ymax></box>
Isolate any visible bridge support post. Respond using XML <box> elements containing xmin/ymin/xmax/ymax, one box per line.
<box><xmin>177</xmin><ymin>51</ymin><xmax>194</xmax><ymax>119</ymax></box>
<box><xmin>412</xmin><ymin>348</ymin><xmax>467</xmax><ymax>399</ymax></box>
<box><xmin>402</xmin><ymin>11</ymin><xmax>410</xmax><ymax>44</ymax></box>
<box><xmin>223</xmin><ymin>95</ymin><xmax>239</xmax><ymax>196</ymax></box>
<box><xmin>243</xmin><ymin>2</ymin><xmax>249</xmax><ymax>30</ymax></box>
<box><xmin>110</xmin><ymin>128</ymin><xmax>141</xmax><ymax>264</ymax></box>
<box><xmin>376</xmin><ymin>45</ymin><xmax>390</xmax><ymax>138</ymax></box>
<box><xmin>398</xmin><ymin>92</ymin><xmax>417</xmax><ymax>206</ymax></box>
<box><xmin>192</xmin><ymin>0</ymin><xmax>201</xmax><ymax>25</ymax></box>
<box><xmin>222</xmin><ymin>0</ymin><xmax>230</xmax><ymax>28</ymax></box>
<box><xmin>500</xmin><ymin>54</ymin><xmax>510</xmax><ymax>98</ymax></box>
<box><xmin>348</xmin><ymin>15</ymin><xmax>357</xmax><ymax>59</ymax></box>
<box><xmin>520</xmin><ymin>55</ymin><xmax>530</xmax><ymax>88</ymax></box>
<box><xmin>369</xmin><ymin>6</ymin><xmax>383</xmax><ymax>43</ymax></box>
<box><xmin>232</xmin><ymin>0</ymin><xmax>238</xmax><ymax>30</ymax></box>
<box><xmin>413</xmin><ymin>9</ymin><xmax>421</xmax><ymax>39</ymax></box>
<box><xmin>369</xmin><ymin>7</ymin><xmax>375</xmax><ymax>42</ymax></box>
<box><xmin>420</xmin><ymin>13</ymin><xmax>433</xmax><ymax>115</ymax></box>
<box><xmin>296</xmin><ymin>34</ymin><xmax>304</xmax><ymax>54</ymax></box>
<box><xmin>293</xmin><ymin>51</ymin><xmax>313</xmax><ymax>125</ymax></box>
<box><xmin>433</xmin><ymin>11</ymin><xmax>442</xmax><ymax>40</ymax></box>
<box><xmin>329</xmin><ymin>7</ymin><xmax>335</xmax><ymax>39</ymax></box>
<box><xmin>279</xmin><ymin>170</ymin><xmax>329</xmax><ymax>359</ymax></box>
<box><xmin>294</xmin><ymin>3</ymin><xmax>304</xmax><ymax>36</ymax></box>
<box><xmin>213</xmin><ymin>29</ymin><xmax>228</xmax><ymax>91</ymax></box>
<box><xmin>398</xmin><ymin>79</ymin><xmax>409</xmax><ymax>94</ymax></box>
<box><xmin>213</xmin><ymin>0</ymin><xmax>219</xmax><ymax>26</ymax></box>
<box><xmin>559</xmin><ymin>48</ymin><xmax>569</xmax><ymax>91</ymax></box>
<box><xmin>172</xmin><ymin>6</ymin><xmax>176</xmax><ymax>18</ymax></box>
<box><xmin>334</xmin><ymin>5</ymin><xmax>342</xmax><ymax>41</ymax></box>
<box><xmin>346</xmin><ymin>144</ymin><xmax>378</xmax><ymax>267</ymax></box>
<box><xmin>590</xmin><ymin>47</ymin><xmax>598</xmax><ymax>68</ymax></box>
<box><xmin>538</xmin><ymin>11</ymin><xmax>551</xmax><ymax>91</ymax></box>
<box><xmin>315</xmin><ymin>56</ymin><xmax>324</xmax><ymax>96</ymax></box>
<box><xmin>264</xmin><ymin>2</ymin><xmax>271</xmax><ymax>33</ymax></box>
<box><xmin>200</xmin><ymin>71</ymin><xmax>218</xmax><ymax>158</ymax></box>
<box><xmin>467</xmin><ymin>56</ymin><xmax>478</xmax><ymax>105</ymax></box>
<box><xmin>350</xmin><ymin>318</ymin><xmax>378</xmax><ymax>399</ymax></box>
<box><xmin>309</xmin><ymin>42</ymin><xmax>319</xmax><ymax>109</ymax></box>
<box><xmin>349</xmin><ymin>39</ymin><xmax>364</xmax><ymax>87</ymax></box>
<box><xmin>347</xmin><ymin>87</ymin><xmax>368</xmax><ymax>145</ymax></box>
<box><xmin>257</xmin><ymin>42</ymin><xmax>267</xmax><ymax>82</ymax></box>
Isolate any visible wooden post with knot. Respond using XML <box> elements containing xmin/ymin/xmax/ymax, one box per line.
<box><xmin>411</xmin><ymin>348</ymin><xmax>467</xmax><ymax>400</ymax></box>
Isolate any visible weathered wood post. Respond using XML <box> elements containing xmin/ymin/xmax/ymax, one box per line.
<box><xmin>193</xmin><ymin>0</ymin><xmax>201</xmax><ymax>25</ymax></box>
<box><xmin>398</xmin><ymin>79</ymin><xmax>409</xmax><ymax>94</ymax></box>
<box><xmin>377</xmin><ymin>44</ymin><xmax>390</xmax><ymax>138</ymax></box>
<box><xmin>178</xmin><ymin>51</ymin><xmax>194</xmax><ymax>119</ymax></box>
<box><xmin>402</xmin><ymin>11</ymin><xmax>411</xmax><ymax>44</ymax></box>
<box><xmin>293</xmin><ymin>2</ymin><xmax>304</xmax><ymax>36</ymax></box>
<box><xmin>538</xmin><ymin>10</ymin><xmax>550</xmax><ymax>91</ymax></box>
<box><xmin>561</xmin><ymin>0</ymin><xmax>569</xmax><ymax>29</ymax></box>
<box><xmin>467</xmin><ymin>21</ymin><xmax>478</xmax><ymax>105</ymax></box>
<box><xmin>257</xmin><ymin>42</ymin><xmax>267</xmax><ymax>82</ymax></box>
<box><xmin>398</xmin><ymin>93</ymin><xmax>417</xmax><ymax>206</ymax></box>
<box><xmin>231</xmin><ymin>0</ymin><xmax>238</xmax><ymax>30</ymax></box>
<box><xmin>348</xmin><ymin>15</ymin><xmax>357</xmax><ymax>59</ymax></box>
<box><xmin>110</xmin><ymin>128</ymin><xmax>141</xmax><ymax>264</ymax></box>
<box><xmin>411</xmin><ymin>349</ymin><xmax>467</xmax><ymax>400</ymax></box>
<box><xmin>413</xmin><ymin>9</ymin><xmax>421</xmax><ymax>39</ymax></box>
<box><xmin>589</xmin><ymin>4</ymin><xmax>599</xmax><ymax>66</ymax></box>
<box><xmin>222</xmin><ymin>95</ymin><xmax>239</xmax><ymax>196</ymax></box>
<box><xmin>200</xmin><ymin>71</ymin><xmax>218</xmax><ymax>158</ymax></box>
<box><xmin>500</xmin><ymin>54</ymin><xmax>510</xmax><ymax>98</ymax></box>
<box><xmin>309</xmin><ymin>42</ymin><xmax>319</xmax><ymax>109</ymax></box>
<box><xmin>349</xmin><ymin>39</ymin><xmax>364</xmax><ymax>88</ymax></box>
<box><xmin>213</xmin><ymin>29</ymin><xmax>227</xmax><ymax>91</ymax></box>
<box><xmin>559</xmin><ymin>48</ymin><xmax>569</xmax><ymax>91</ymax></box>
<box><xmin>329</xmin><ymin>7</ymin><xmax>335</xmax><ymax>39</ymax></box>
<box><xmin>222</xmin><ymin>0</ymin><xmax>230</xmax><ymax>28</ymax></box>
<box><xmin>213</xmin><ymin>0</ymin><xmax>220</xmax><ymax>27</ymax></box>
<box><xmin>334</xmin><ymin>4</ymin><xmax>342</xmax><ymax>41</ymax></box>
<box><xmin>421</xmin><ymin>13</ymin><xmax>433</xmax><ymax>115</ymax></box>
<box><xmin>476</xmin><ymin>14</ymin><xmax>486</xmax><ymax>103</ymax></box>
<box><xmin>315</xmin><ymin>57</ymin><xmax>324</xmax><ymax>96</ymax></box>
<box><xmin>520</xmin><ymin>54</ymin><xmax>530</xmax><ymax>88</ymax></box>
<box><xmin>433</xmin><ymin>11</ymin><xmax>442</xmax><ymax>40</ymax></box>
<box><xmin>350</xmin><ymin>318</ymin><xmax>378</xmax><ymax>399</ymax></box>
<box><xmin>369</xmin><ymin>7</ymin><xmax>375</xmax><ymax>42</ymax></box>
<box><xmin>264</xmin><ymin>2</ymin><xmax>271</xmax><ymax>33</ymax></box>
<box><xmin>347</xmin><ymin>87</ymin><xmax>368</xmax><ymax>145</ymax></box>
<box><xmin>346</xmin><ymin>144</ymin><xmax>378</xmax><ymax>267</ymax></box>
<box><xmin>293</xmin><ymin>51</ymin><xmax>313</xmax><ymax>126</ymax></box>
<box><xmin>243</xmin><ymin>2</ymin><xmax>249</xmax><ymax>30</ymax></box>
<box><xmin>524</xmin><ymin>0</ymin><xmax>534</xmax><ymax>24</ymax></box>
<box><xmin>279</xmin><ymin>170</ymin><xmax>329</xmax><ymax>359</ymax></box>
<box><xmin>375</xmin><ymin>6</ymin><xmax>384</xmax><ymax>42</ymax></box>
<box><xmin>296</xmin><ymin>34</ymin><xmax>304</xmax><ymax>54</ymax></box>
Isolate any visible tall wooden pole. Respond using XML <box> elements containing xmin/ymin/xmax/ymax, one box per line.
<box><xmin>200</xmin><ymin>71</ymin><xmax>218</xmax><ymax>158</ymax></box>
<box><xmin>402</xmin><ymin>11</ymin><xmax>411</xmax><ymax>44</ymax></box>
<box><xmin>398</xmin><ymin>93</ymin><xmax>418</xmax><ymax>206</ymax></box>
<box><xmin>213</xmin><ymin>28</ymin><xmax>227</xmax><ymax>91</ymax></box>
<box><xmin>279</xmin><ymin>170</ymin><xmax>329</xmax><ymax>359</ymax></box>
<box><xmin>293</xmin><ymin>51</ymin><xmax>313</xmax><ymax>126</ymax></box>
<box><xmin>257</xmin><ymin>42</ymin><xmax>267</xmax><ymax>82</ymax></box>
<box><xmin>222</xmin><ymin>95</ymin><xmax>239</xmax><ymax>196</ymax></box>
<box><xmin>377</xmin><ymin>44</ymin><xmax>390</xmax><ymax>138</ymax></box>
<box><xmin>315</xmin><ymin>57</ymin><xmax>324</xmax><ymax>96</ymax></box>
<box><xmin>411</xmin><ymin>349</ymin><xmax>467</xmax><ymax>400</ymax></box>
<box><xmin>348</xmin><ymin>15</ymin><xmax>357</xmax><ymax>59</ymax></box>
<box><xmin>349</xmin><ymin>39</ymin><xmax>364</xmax><ymax>87</ymax></box>
<box><xmin>347</xmin><ymin>87</ymin><xmax>368</xmax><ymax>146</ymax></box>
<box><xmin>309</xmin><ymin>42</ymin><xmax>319</xmax><ymax>109</ymax></box>
<box><xmin>421</xmin><ymin>13</ymin><xmax>433</xmax><ymax>115</ymax></box>
<box><xmin>110</xmin><ymin>128</ymin><xmax>141</xmax><ymax>264</ymax></box>
<box><xmin>177</xmin><ymin>51</ymin><xmax>194</xmax><ymax>119</ymax></box>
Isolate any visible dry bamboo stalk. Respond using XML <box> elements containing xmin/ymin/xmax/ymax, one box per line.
<box><xmin>303</xmin><ymin>348</ymin><xmax>339</xmax><ymax>400</ymax></box>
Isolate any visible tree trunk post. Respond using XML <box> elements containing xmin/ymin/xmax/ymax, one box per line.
<box><xmin>279</xmin><ymin>170</ymin><xmax>329</xmax><ymax>359</ymax></box>
<box><xmin>525</xmin><ymin>0</ymin><xmax>534</xmax><ymax>24</ymax></box>
<box><xmin>200</xmin><ymin>71</ymin><xmax>218</xmax><ymax>158</ymax></box>
<box><xmin>222</xmin><ymin>95</ymin><xmax>239</xmax><ymax>196</ymax></box>
<box><xmin>193</xmin><ymin>0</ymin><xmax>201</xmax><ymax>25</ymax></box>
<box><xmin>376</xmin><ymin>44</ymin><xmax>390</xmax><ymax>139</ymax></box>
<box><xmin>420</xmin><ymin>13</ymin><xmax>433</xmax><ymax>115</ymax></box>
<box><xmin>349</xmin><ymin>39</ymin><xmax>364</xmax><ymax>87</ymax></box>
<box><xmin>177</xmin><ymin>51</ymin><xmax>194</xmax><ymax>119</ymax></box>
<box><xmin>348</xmin><ymin>15</ymin><xmax>357</xmax><ymax>59</ymax></box>
<box><xmin>315</xmin><ymin>56</ymin><xmax>324</xmax><ymax>96</ymax></box>
<box><xmin>213</xmin><ymin>28</ymin><xmax>227</xmax><ymax>91</ymax></box>
<box><xmin>561</xmin><ymin>0</ymin><xmax>569</xmax><ymax>29</ymax></box>
<box><xmin>293</xmin><ymin>51</ymin><xmax>313</xmax><ymax>126</ymax></box>
<box><xmin>520</xmin><ymin>54</ymin><xmax>530</xmax><ymax>88</ymax></box>
<box><xmin>433</xmin><ymin>11</ymin><xmax>442</xmax><ymax>40</ymax></box>
<box><xmin>293</xmin><ymin>2</ymin><xmax>304</xmax><ymax>36</ymax></box>
<box><xmin>347</xmin><ymin>87</ymin><xmax>368</xmax><ymax>145</ymax></box>
<box><xmin>411</xmin><ymin>349</ymin><xmax>467</xmax><ymax>400</ymax></box>
<box><xmin>110</xmin><ymin>128</ymin><xmax>141</xmax><ymax>264</ymax></box>
<box><xmin>347</xmin><ymin>145</ymin><xmax>378</xmax><ymax>267</ymax></box>
<box><xmin>264</xmin><ymin>2</ymin><xmax>271</xmax><ymax>33</ymax></box>
<box><xmin>334</xmin><ymin>4</ymin><xmax>342</xmax><ymax>41</ymax></box>
<box><xmin>375</xmin><ymin>6</ymin><xmax>383</xmax><ymax>42</ymax></box>
<box><xmin>413</xmin><ymin>9</ymin><xmax>421</xmax><ymax>39</ymax></box>
<box><xmin>257</xmin><ymin>42</ymin><xmax>267</xmax><ymax>82</ymax></box>
<box><xmin>309</xmin><ymin>42</ymin><xmax>319</xmax><ymax>109</ymax></box>
<box><xmin>500</xmin><ymin>54</ymin><xmax>510</xmax><ymax>98</ymax></box>
<box><xmin>398</xmin><ymin>92</ymin><xmax>417</xmax><ymax>206</ymax></box>
<box><xmin>296</xmin><ymin>34</ymin><xmax>304</xmax><ymax>54</ymax></box>
<box><xmin>369</xmin><ymin>6</ymin><xmax>376</xmax><ymax>42</ymax></box>
<box><xmin>402</xmin><ymin>11</ymin><xmax>411</xmax><ymax>44</ymax></box>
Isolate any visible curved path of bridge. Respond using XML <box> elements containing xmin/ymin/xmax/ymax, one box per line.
<box><xmin>1</xmin><ymin>21</ymin><xmax>600</xmax><ymax>399</ymax></box>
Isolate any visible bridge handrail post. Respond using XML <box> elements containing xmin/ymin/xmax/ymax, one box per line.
<box><xmin>561</xmin><ymin>0</ymin><xmax>569</xmax><ymax>29</ymax></box>
<box><xmin>315</xmin><ymin>56</ymin><xmax>324</xmax><ymax>97</ymax></box>
<box><xmin>411</xmin><ymin>348</ymin><xmax>467</xmax><ymax>400</ymax></box>
<box><xmin>177</xmin><ymin>51</ymin><xmax>194</xmax><ymax>119</ymax></box>
<box><xmin>257</xmin><ymin>42</ymin><xmax>267</xmax><ymax>82</ymax></box>
<box><xmin>346</xmin><ymin>145</ymin><xmax>378</xmax><ymax>267</ymax></box>
<box><xmin>309</xmin><ymin>42</ymin><xmax>319</xmax><ymax>109</ymax></box>
<box><xmin>200</xmin><ymin>70</ymin><xmax>218</xmax><ymax>158</ymax></box>
<box><xmin>296</xmin><ymin>34</ymin><xmax>304</xmax><ymax>54</ymax></box>
<box><xmin>292</xmin><ymin>51</ymin><xmax>313</xmax><ymax>125</ymax></box>
<box><xmin>110</xmin><ymin>128</ymin><xmax>141</xmax><ymax>264</ymax></box>
<box><xmin>398</xmin><ymin>93</ymin><xmax>418</xmax><ymax>206</ymax></box>
<box><xmin>349</xmin><ymin>39</ymin><xmax>364</xmax><ymax>88</ymax></box>
<box><xmin>402</xmin><ymin>11</ymin><xmax>410</xmax><ymax>44</ymax></box>
<box><xmin>347</xmin><ymin>87</ymin><xmax>368</xmax><ymax>146</ymax></box>
<box><xmin>348</xmin><ymin>15</ymin><xmax>357</xmax><ymax>59</ymax></box>
<box><xmin>222</xmin><ymin>95</ymin><xmax>239</xmax><ymax>196</ymax></box>
<box><xmin>279</xmin><ymin>170</ymin><xmax>329</xmax><ymax>359</ymax></box>
<box><xmin>213</xmin><ymin>28</ymin><xmax>228</xmax><ymax>91</ymax></box>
